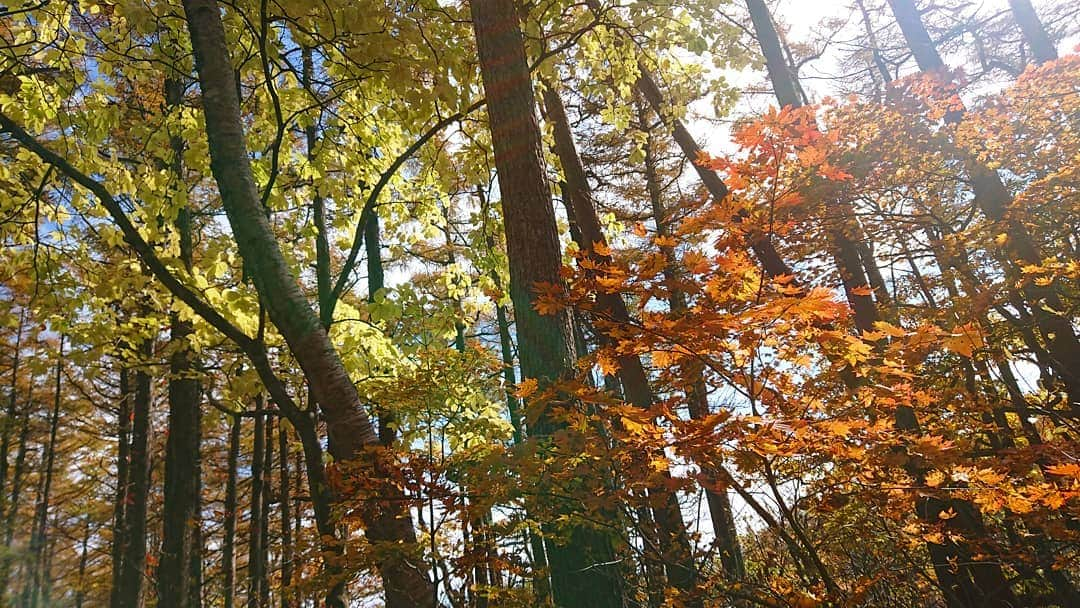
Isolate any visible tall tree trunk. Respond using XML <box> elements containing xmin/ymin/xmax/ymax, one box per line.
<box><xmin>159</xmin><ymin>72</ymin><xmax>204</xmax><ymax>608</ymax></box>
<box><xmin>885</xmin><ymin>0</ymin><xmax>1080</xmax><ymax>412</ymax></box>
<box><xmin>178</xmin><ymin>3</ymin><xmax>433</xmax><ymax>605</ymax></box>
<box><xmin>0</xmin><ymin>311</ymin><xmax>23</xmax><ymax>526</ymax></box>
<box><xmin>746</xmin><ymin>0</ymin><xmax>801</xmax><ymax>108</ymax></box>
<box><xmin>1007</xmin><ymin>0</ymin><xmax>1057</xmax><ymax>64</ymax></box>
<box><xmin>541</xmin><ymin>82</ymin><xmax>700</xmax><ymax>605</ymax></box>
<box><xmin>118</xmin><ymin>339</ymin><xmax>153</xmax><ymax>608</ymax></box>
<box><xmin>638</xmin><ymin>99</ymin><xmax>746</xmax><ymax>583</ymax></box>
<box><xmin>76</xmin><ymin>518</ymin><xmax>90</xmax><ymax>608</ymax></box>
<box><xmin>247</xmin><ymin>401</ymin><xmax>266</xmax><ymax>608</ymax></box>
<box><xmin>487</xmin><ymin>250</ymin><xmax>550</xmax><ymax>603</ymax></box>
<box><xmin>855</xmin><ymin>0</ymin><xmax>894</xmax><ymax>88</ymax></box>
<box><xmin>469</xmin><ymin>1</ymin><xmax>622</xmax><ymax>605</ymax></box>
<box><xmin>109</xmin><ymin>367</ymin><xmax>132</xmax><ymax>608</ymax></box>
<box><xmin>26</xmin><ymin>339</ymin><xmax>63</xmax><ymax>608</ymax></box>
<box><xmin>0</xmin><ymin>314</ymin><xmax>24</xmax><ymax>608</ymax></box>
<box><xmin>0</xmin><ymin>406</ymin><xmax>30</xmax><ymax>603</ymax></box>
<box><xmin>278</xmin><ymin>421</ymin><xmax>293</xmax><ymax>608</ymax></box>
<box><xmin>259</xmin><ymin>416</ymin><xmax>273</xmax><ymax>608</ymax></box>
<box><xmin>224</xmin><ymin>414</ymin><xmax>240</xmax><ymax>608</ymax></box>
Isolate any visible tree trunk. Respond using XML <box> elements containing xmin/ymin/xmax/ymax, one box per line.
<box><xmin>1008</xmin><ymin>0</ymin><xmax>1057</xmax><ymax>64</ymax></box>
<box><xmin>247</xmin><ymin>401</ymin><xmax>266</xmax><ymax>608</ymax></box>
<box><xmin>0</xmin><ymin>406</ymin><xmax>30</xmax><ymax>602</ymax></box>
<box><xmin>746</xmin><ymin>0</ymin><xmax>801</xmax><ymax>108</ymax></box>
<box><xmin>469</xmin><ymin>1</ymin><xmax>622</xmax><ymax>605</ymax></box>
<box><xmin>76</xmin><ymin>518</ymin><xmax>90</xmax><ymax>608</ymax></box>
<box><xmin>109</xmin><ymin>366</ymin><xmax>132</xmax><ymax>608</ymax></box>
<box><xmin>886</xmin><ymin>0</ymin><xmax>1080</xmax><ymax>419</ymax></box>
<box><xmin>278</xmin><ymin>421</ymin><xmax>293</xmax><ymax>608</ymax></box>
<box><xmin>541</xmin><ymin>82</ymin><xmax>700</xmax><ymax>605</ymax></box>
<box><xmin>639</xmin><ymin>99</ymin><xmax>747</xmax><ymax>583</ymax></box>
<box><xmin>118</xmin><ymin>339</ymin><xmax>153</xmax><ymax>608</ymax></box>
<box><xmin>26</xmin><ymin>340</ymin><xmax>63</xmax><ymax>608</ymax></box>
<box><xmin>0</xmin><ymin>311</ymin><xmax>23</xmax><ymax>526</ymax></box>
<box><xmin>159</xmin><ymin>73</ymin><xmax>204</xmax><ymax>608</ymax></box>
<box><xmin>751</xmin><ymin>5</ymin><xmax>1016</xmax><ymax>605</ymax></box>
<box><xmin>224</xmin><ymin>414</ymin><xmax>240</xmax><ymax>608</ymax></box>
<box><xmin>260</xmin><ymin>416</ymin><xmax>273</xmax><ymax>608</ymax></box>
<box><xmin>488</xmin><ymin>257</ymin><xmax>549</xmax><ymax>603</ymax></box>
<box><xmin>178</xmin><ymin>3</ymin><xmax>433</xmax><ymax>605</ymax></box>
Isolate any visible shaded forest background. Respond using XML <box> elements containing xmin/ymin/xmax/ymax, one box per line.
<box><xmin>0</xmin><ymin>0</ymin><xmax>1078</xmax><ymax>606</ymax></box>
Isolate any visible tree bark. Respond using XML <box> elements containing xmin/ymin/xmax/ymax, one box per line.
<box><xmin>109</xmin><ymin>366</ymin><xmax>132</xmax><ymax>608</ymax></box>
<box><xmin>158</xmin><ymin>73</ymin><xmax>204</xmax><ymax>608</ymax></box>
<box><xmin>25</xmin><ymin>340</ymin><xmax>64</xmax><ymax>608</ymax></box>
<box><xmin>278</xmin><ymin>420</ymin><xmax>293</xmax><ymax>608</ymax></box>
<box><xmin>0</xmin><ymin>406</ymin><xmax>30</xmax><ymax>603</ymax></box>
<box><xmin>541</xmin><ymin>82</ymin><xmax>701</xmax><ymax>605</ymax></box>
<box><xmin>247</xmin><ymin>401</ymin><xmax>266</xmax><ymax>608</ymax></box>
<box><xmin>224</xmin><ymin>414</ymin><xmax>240</xmax><ymax>608</ymax></box>
<box><xmin>178</xmin><ymin>3</ymin><xmax>433</xmax><ymax>605</ymax></box>
<box><xmin>885</xmin><ymin>0</ymin><xmax>1080</xmax><ymax>418</ymax></box>
<box><xmin>746</xmin><ymin>0</ymin><xmax>801</xmax><ymax>108</ymax></box>
<box><xmin>1008</xmin><ymin>0</ymin><xmax>1057</xmax><ymax>63</ymax></box>
<box><xmin>638</xmin><ymin>99</ymin><xmax>747</xmax><ymax>583</ymax></box>
<box><xmin>117</xmin><ymin>339</ymin><xmax>153</xmax><ymax>608</ymax></box>
<box><xmin>0</xmin><ymin>311</ymin><xmax>22</xmax><ymax>527</ymax></box>
<box><xmin>469</xmin><ymin>1</ymin><xmax>623</xmax><ymax>605</ymax></box>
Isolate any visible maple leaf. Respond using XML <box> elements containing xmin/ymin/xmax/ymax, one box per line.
<box><xmin>1046</xmin><ymin>463</ymin><xmax>1080</xmax><ymax>479</ymax></box>
<box><xmin>514</xmin><ymin>378</ymin><xmax>538</xmax><ymax>399</ymax></box>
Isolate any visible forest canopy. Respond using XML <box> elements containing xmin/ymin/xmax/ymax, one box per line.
<box><xmin>0</xmin><ymin>0</ymin><xmax>1078</xmax><ymax>607</ymax></box>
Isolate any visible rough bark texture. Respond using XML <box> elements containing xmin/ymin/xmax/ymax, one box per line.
<box><xmin>178</xmin><ymin>2</ymin><xmax>433</xmax><ymax>605</ymax></box>
<box><xmin>469</xmin><ymin>1</ymin><xmax>622</xmax><ymax>605</ymax></box>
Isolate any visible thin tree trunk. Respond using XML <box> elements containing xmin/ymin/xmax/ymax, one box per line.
<box><xmin>638</xmin><ymin>98</ymin><xmax>747</xmax><ymax>583</ymax></box>
<box><xmin>109</xmin><ymin>367</ymin><xmax>132</xmax><ymax>608</ymax></box>
<box><xmin>224</xmin><ymin>414</ymin><xmax>240</xmax><ymax>608</ymax></box>
<box><xmin>469</xmin><ymin>1</ymin><xmax>622</xmax><ymax>605</ymax></box>
<box><xmin>260</xmin><ymin>416</ymin><xmax>273</xmax><ymax>608</ymax></box>
<box><xmin>855</xmin><ymin>0</ymin><xmax>894</xmax><ymax>88</ymax></box>
<box><xmin>278</xmin><ymin>420</ymin><xmax>293</xmax><ymax>608</ymax></box>
<box><xmin>26</xmin><ymin>339</ymin><xmax>64</xmax><ymax>608</ymax></box>
<box><xmin>0</xmin><ymin>311</ymin><xmax>23</xmax><ymax>522</ymax></box>
<box><xmin>76</xmin><ymin>517</ymin><xmax>90</xmax><ymax>608</ymax></box>
<box><xmin>488</xmin><ymin>259</ymin><xmax>550</xmax><ymax>603</ymax></box>
<box><xmin>178</xmin><ymin>3</ymin><xmax>433</xmax><ymax>605</ymax></box>
<box><xmin>0</xmin><ymin>312</ymin><xmax>23</xmax><ymax>608</ymax></box>
<box><xmin>1007</xmin><ymin>0</ymin><xmax>1057</xmax><ymax>64</ymax></box>
<box><xmin>0</xmin><ymin>407</ymin><xmax>30</xmax><ymax>602</ymax></box>
<box><xmin>247</xmin><ymin>401</ymin><xmax>266</xmax><ymax>608</ymax></box>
